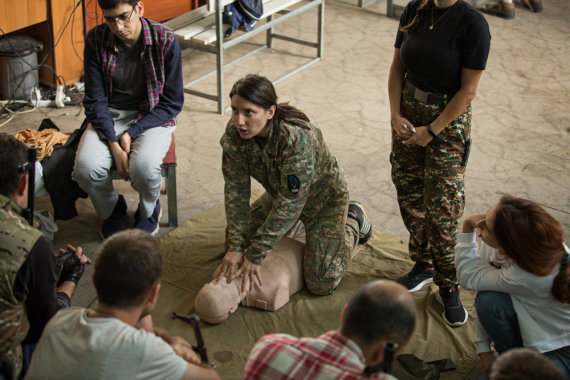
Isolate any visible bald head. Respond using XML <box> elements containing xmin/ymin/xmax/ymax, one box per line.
<box><xmin>340</xmin><ymin>280</ymin><xmax>416</xmax><ymax>348</ymax></box>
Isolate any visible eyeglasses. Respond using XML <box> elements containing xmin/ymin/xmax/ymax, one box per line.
<box><xmin>104</xmin><ymin>6</ymin><xmax>136</xmax><ymax>26</ymax></box>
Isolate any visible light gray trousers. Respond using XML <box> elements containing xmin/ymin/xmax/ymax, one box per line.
<box><xmin>73</xmin><ymin>109</ymin><xmax>175</xmax><ymax>220</ymax></box>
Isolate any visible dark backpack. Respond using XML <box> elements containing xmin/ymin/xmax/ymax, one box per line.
<box><xmin>223</xmin><ymin>0</ymin><xmax>264</xmax><ymax>37</ymax></box>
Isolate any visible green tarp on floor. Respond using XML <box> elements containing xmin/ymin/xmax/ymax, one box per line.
<box><xmin>152</xmin><ymin>193</ymin><xmax>478</xmax><ymax>379</ymax></box>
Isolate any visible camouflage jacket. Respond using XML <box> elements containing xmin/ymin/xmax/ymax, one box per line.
<box><xmin>220</xmin><ymin>118</ymin><xmax>348</xmax><ymax>265</ymax></box>
<box><xmin>0</xmin><ymin>194</ymin><xmax>42</xmax><ymax>373</ymax></box>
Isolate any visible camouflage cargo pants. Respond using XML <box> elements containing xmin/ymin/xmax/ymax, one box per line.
<box><xmin>249</xmin><ymin>192</ymin><xmax>359</xmax><ymax>295</ymax></box>
<box><xmin>0</xmin><ymin>344</ymin><xmax>22</xmax><ymax>380</ymax></box>
<box><xmin>391</xmin><ymin>82</ymin><xmax>472</xmax><ymax>287</ymax></box>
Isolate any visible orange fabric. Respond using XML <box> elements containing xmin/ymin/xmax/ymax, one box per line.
<box><xmin>13</xmin><ymin>129</ymin><xmax>70</xmax><ymax>161</ymax></box>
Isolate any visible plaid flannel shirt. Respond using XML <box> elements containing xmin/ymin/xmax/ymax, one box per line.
<box><xmin>83</xmin><ymin>17</ymin><xmax>184</xmax><ymax>142</ymax></box>
<box><xmin>243</xmin><ymin>331</ymin><xmax>397</xmax><ymax>380</ymax></box>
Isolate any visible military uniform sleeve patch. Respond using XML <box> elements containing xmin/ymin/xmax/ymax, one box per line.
<box><xmin>287</xmin><ymin>174</ymin><xmax>301</xmax><ymax>194</ymax></box>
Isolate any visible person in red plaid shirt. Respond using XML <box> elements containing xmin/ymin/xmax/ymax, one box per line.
<box><xmin>242</xmin><ymin>280</ymin><xmax>417</xmax><ymax>379</ymax></box>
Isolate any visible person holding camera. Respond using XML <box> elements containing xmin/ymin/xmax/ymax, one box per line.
<box><xmin>0</xmin><ymin>134</ymin><xmax>91</xmax><ymax>380</ymax></box>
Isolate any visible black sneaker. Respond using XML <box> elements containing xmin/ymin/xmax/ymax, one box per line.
<box><xmin>396</xmin><ymin>261</ymin><xmax>434</xmax><ymax>292</ymax></box>
<box><xmin>134</xmin><ymin>200</ymin><xmax>162</xmax><ymax>236</ymax></box>
<box><xmin>435</xmin><ymin>286</ymin><xmax>468</xmax><ymax>327</ymax></box>
<box><xmin>348</xmin><ymin>201</ymin><xmax>372</xmax><ymax>244</ymax></box>
<box><xmin>100</xmin><ymin>194</ymin><xmax>127</xmax><ymax>240</ymax></box>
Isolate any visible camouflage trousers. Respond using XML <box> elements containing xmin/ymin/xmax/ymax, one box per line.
<box><xmin>249</xmin><ymin>192</ymin><xmax>359</xmax><ymax>295</ymax></box>
<box><xmin>391</xmin><ymin>82</ymin><xmax>472</xmax><ymax>287</ymax></box>
<box><xmin>1</xmin><ymin>345</ymin><xmax>22</xmax><ymax>380</ymax></box>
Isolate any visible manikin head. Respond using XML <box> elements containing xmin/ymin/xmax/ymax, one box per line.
<box><xmin>340</xmin><ymin>280</ymin><xmax>417</xmax><ymax>368</ymax></box>
<box><xmin>93</xmin><ymin>229</ymin><xmax>163</xmax><ymax>319</ymax></box>
<box><xmin>98</xmin><ymin>0</ymin><xmax>144</xmax><ymax>46</ymax></box>
<box><xmin>0</xmin><ymin>134</ymin><xmax>30</xmax><ymax>209</ymax></box>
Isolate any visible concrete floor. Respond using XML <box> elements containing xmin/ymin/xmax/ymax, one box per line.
<box><xmin>2</xmin><ymin>0</ymin><xmax>569</xmax><ymax>318</ymax></box>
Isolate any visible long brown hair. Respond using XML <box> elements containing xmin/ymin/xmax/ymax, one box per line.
<box><xmin>399</xmin><ymin>0</ymin><xmax>433</xmax><ymax>32</ymax></box>
<box><xmin>229</xmin><ymin>74</ymin><xmax>310</xmax><ymax>130</ymax></box>
<box><xmin>493</xmin><ymin>195</ymin><xmax>569</xmax><ymax>303</ymax></box>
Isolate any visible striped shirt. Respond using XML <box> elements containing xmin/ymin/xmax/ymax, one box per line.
<box><xmin>83</xmin><ymin>17</ymin><xmax>184</xmax><ymax>142</ymax></box>
<box><xmin>243</xmin><ymin>331</ymin><xmax>397</xmax><ymax>380</ymax></box>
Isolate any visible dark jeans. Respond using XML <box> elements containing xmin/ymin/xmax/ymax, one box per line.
<box><xmin>476</xmin><ymin>291</ymin><xmax>570</xmax><ymax>378</ymax></box>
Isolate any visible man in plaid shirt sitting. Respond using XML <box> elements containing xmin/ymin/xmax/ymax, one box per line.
<box><xmin>242</xmin><ymin>280</ymin><xmax>417</xmax><ymax>379</ymax></box>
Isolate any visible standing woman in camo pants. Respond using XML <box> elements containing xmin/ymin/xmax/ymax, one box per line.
<box><xmin>387</xmin><ymin>0</ymin><xmax>490</xmax><ymax>326</ymax></box>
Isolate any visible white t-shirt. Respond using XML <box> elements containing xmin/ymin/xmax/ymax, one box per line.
<box><xmin>25</xmin><ymin>307</ymin><xmax>188</xmax><ymax>380</ymax></box>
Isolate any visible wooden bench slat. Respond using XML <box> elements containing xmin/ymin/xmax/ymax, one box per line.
<box><xmin>174</xmin><ymin>16</ymin><xmax>216</xmax><ymax>40</ymax></box>
<box><xmin>164</xmin><ymin>5</ymin><xmax>212</xmax><ymax>30</ymax></box>
<box><xmin>262</xmin><ymin>0</ymin><xmax>302</xmax><ymax>17</ymax></box>
<box><xmin>208</xmin><ymin>0</ymin><xmax>304</xmax><ymax>17</ymax></box>
<box><xmin>191</xmin><ymin>27</ymin><xmax>218</xmax><ymax>45</ymax></box>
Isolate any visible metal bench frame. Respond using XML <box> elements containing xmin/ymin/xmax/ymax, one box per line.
<box><xmin>170</xmin><ymin>0</ymin><xmax>324</xmax><ymax>114</ymax></box>
<box><xmin>357</xmin><ymin>0</ymin><xmax>395</xmax><ymax>17</ymax></box>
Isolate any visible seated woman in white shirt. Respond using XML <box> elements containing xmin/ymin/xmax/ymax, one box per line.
<box><xmin>455</xmin><ymin>195</ymin><xmax>570</xmax><ymax>377</ymax></box>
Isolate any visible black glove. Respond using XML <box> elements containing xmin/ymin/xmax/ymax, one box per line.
<box><xmin>56</xmin><ymin>250</ymin><xmax>85</xmax><ymax>286</ymax></box>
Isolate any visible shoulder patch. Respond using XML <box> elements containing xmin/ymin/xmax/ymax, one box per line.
<box><xmin>287</xmin><ymin>175</ymin><xmax>301</xmax><ymax>194</ymax></box>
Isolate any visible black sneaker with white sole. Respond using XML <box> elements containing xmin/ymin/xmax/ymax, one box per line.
<box><xmin>347</xmin><ymin>201</ymin><xmax>372</xmax><ymax>244</ymax></box>
<box><xmin>396</xmin><ymin>261</ymin><xmax>434</xmax><ymax>292</ymax></box>
<box><xmin>435</xmin><ymin>286</ymin><xmax>468</xmax><ymax>327</ymax></box>
<box><xmin>134</xmin><ymin>200</ymin><xmax>162</xmax><ymax>236</ymax></box>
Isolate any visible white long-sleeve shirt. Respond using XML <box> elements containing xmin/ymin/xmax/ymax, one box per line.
<box><xmin>455</xmin><ymin>232</ymin><xmax>570</xmax><ymax>353</ymax></box>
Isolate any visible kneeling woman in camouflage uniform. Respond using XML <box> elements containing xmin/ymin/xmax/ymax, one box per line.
<box><xmin>217</xmin><ymin>74</ymin><xmax>371</xmax><ymax>296</ymax></box>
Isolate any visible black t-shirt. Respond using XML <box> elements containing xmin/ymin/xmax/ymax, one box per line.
<box><xmin>394</xmin><ymin>0</ymin><xmax>491</xmax><ymax>96</ymax></box>
<box><xmin>109</xmin><ymin>34</ymin><xmax>148</xmax><ymax>110</ymax></box>
<box><xmin>12</xmin><ymin>236</ymin><xmax>70</xmax><ymax>344</ymax></box>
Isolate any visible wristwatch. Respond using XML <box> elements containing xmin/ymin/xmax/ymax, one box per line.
<box><xmin>427</xmin><ymin>124</ymin><xmax>441</xmax><ymax>139</ymax></box>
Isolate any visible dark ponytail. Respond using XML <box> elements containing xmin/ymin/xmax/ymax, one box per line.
<box><xmin>400</xmin><ymin>0</ymin><xmax>432</xmax><ymax>32</ymax></box>
<box><xmin>229</xmin><ymin>74</ymin><xmax>310</xmax><ymax>128</ymax></box>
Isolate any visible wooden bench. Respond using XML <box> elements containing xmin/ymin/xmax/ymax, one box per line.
<box><xmin>165</xmin><ymin>0</ymin><xmax>324</xmax><ymax>114</ymax></box>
